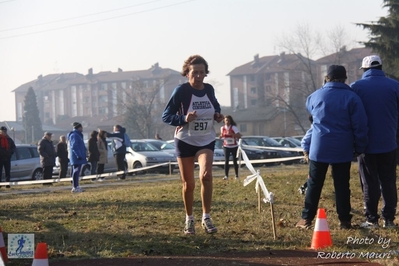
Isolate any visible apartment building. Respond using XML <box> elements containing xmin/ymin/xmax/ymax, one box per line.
<box><xmin>226</xmin><ymin>47</ymin><xmax>373</xmax><ymax>137</ymax></box>
<box><xmin>13</xmin><ymin>63</ymin><xmax>183</xmax><ymax>126</ymax></box>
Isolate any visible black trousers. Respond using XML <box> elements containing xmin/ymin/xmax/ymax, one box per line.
<box><xmin>59</xmin><ymin>161</ymin><xmax>68</xmax><ymax>178</ymax></box>
<box><xmin>223</xmin><ymin>146</ymin><xmax>239</xmax><ymax>177</ymax></box>
<box><xmin>97</xmin><ymin>164</ymin><xmax>105</xmax><ymax>175</ymax></box>
<box><xmin>302</xmin><ymin>160</ymin><xmax>352</xmax><ymax>222</ymax></box>
<box><xmin>114</xmin><ymin>153</ymin><xmax>126</xmax><ymax>179</ymax></box>
<box><xmin>0</xmin><ymin>159</ymin><xmax>11</xmax><ymax>182</ymax></box>
<box><xmin>43</xmin><ymin>166</ymin><xmax>53</xmax><ymax>180</ymax></box>
<box><xmin>357</xmin><ymin>150</ymin><xmax>397</xmax><ymax>222</ymax></box>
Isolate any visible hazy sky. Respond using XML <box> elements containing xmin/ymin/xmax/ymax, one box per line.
<box><xmin>0</xmin><ymin>0</ymin><xmax>388</xmax><ymax>121</ymax></box>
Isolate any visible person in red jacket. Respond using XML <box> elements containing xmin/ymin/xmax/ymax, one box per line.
<box><xmin>219</xmin><ymin>115</ymin><xmax>242</xmax><ymax>180</ymax></box>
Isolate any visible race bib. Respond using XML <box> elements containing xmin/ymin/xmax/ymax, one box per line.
<box><xmin>225</xmin><ymin>138</ymin><xmax>235</xmax><ymax>145</ymax></box>
<box><xmin>188</xmin><ymin>118</ymin><xmax>213</xmax><ymax>136</ymax></box>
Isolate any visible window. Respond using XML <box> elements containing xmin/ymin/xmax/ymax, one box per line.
<box><xmin>250</xmin><ymin>87</ymin><xmax>256</xmax><ymax>94</ymax></box>
<box><xmin>99</xmin><ymin>95</ymin><xmax>108</xmax><ymax>103</ymax></box>
<box><xmin>100</xmin><ymin>83</ymin><xmax>107</xmax><ymax>91</ymax></box>
<box><xmin>17</xmin><ymin>147</ymin><xmax>32</xmax><ymax>160</ymax></box>
<box><xmin>249</xmin><ymin>75</ymin><xmax>255</xmax><ymax>82</ymax></box>
<box><xmin>30</xmin><ymin>148</ymin><xmax>39</xmax><ymax>158</ymax></box>
<box><xmin>99</xmin><ymin>107</ymin><xmax>108</xmax><ymax>114</ymax></box>
<box><xmin>240</xmin><ymin>124</ymin><xmax>247</xmax><ymax>132</ymax></box>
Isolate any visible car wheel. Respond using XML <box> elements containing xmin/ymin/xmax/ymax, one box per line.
<box><xmin>133</xmin><ymin>161</ymin><xmax>145</xmax><ymax>175</ymax></box>
<box><xmin>81</xmin><ymin>164</ymin><xmax>91</xmax><ymax>176</ymax></box>
<box><xmin>32</xmin><ymin>168</ymin><xmax>43</xmax><ymax>180</ymax></box>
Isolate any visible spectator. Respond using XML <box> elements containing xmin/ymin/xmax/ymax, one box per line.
<box><xmin>106</xmin><ymin>125</ymin><xmax>127</xmax><ymax>180</ymax></box>
<box><xmin>296</xmin><ymin>65</ymin><xmax>368</xmax><ymax>230</ymax></box>
<box><xmin>97</xmin><ymin>130</ymin><xmax>108</xmax><ymax>181</ymax></box>
<box><xmin>162</xmin><ymin>54</ymin><xmax>224</xmax><ymax>234</ymax></box>
<box><xmin>0</xmin><ymin>126</ymin><xmax>16</xmax><ymax>188</ymax></box>
<box><xmin>68</xmin><ymin>122</ymin><xmax>87</xmax><ymax>193</ymax></box>
<box><xmin>56</xmin><ymin>135</ymin><xmax>69</xmax><ymax>179</ymax></box>
<box><xmin>219</xmin><ymin>115</ymin><xmax>241</xmax><ymax>180</ymax></box>
<box><xmin>350</xmin><ymin>55</ymin><xmax>399</xmax><ymax>229</ymax></box>
<box><xmin>38</xmin><ymin>132</ymin><xmax>56</xmax><ymax>185</ymax></box>
<box><xmin>88</xmin><ymin>130</ymin><xmax>100</xmax><ymax>181</ymax></box>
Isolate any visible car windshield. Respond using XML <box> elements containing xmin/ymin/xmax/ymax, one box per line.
<box><xmin>286</xmin><ymin>137</ymin><xmax>301</xmax><ymax>146</ymax></box>
<box><xmin>242</xmin><ymin>139</ymin><xmax>258</xmax><ymax>146</ymax></box>
<box><xmin>262</xmin><ymin>137</ymin><xmax>283</xmax><ymax>147</ymax></box>
<box><xmin>131</xmin><ymin>142</ymin><xmax>159</xmax><ymax>152</ymax></box>
<box><xmin>160</xmin><ymin>142</ymin><xmax>175</xmax><ymax>150</ymax></box>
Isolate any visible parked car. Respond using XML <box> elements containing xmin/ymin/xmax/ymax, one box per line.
<box><xmin>4</xmin><ymin>144</ymin><xmax>43</xmax><ymax>181</ymax></box>
<box><xmin>215</xmin><ymin>138</ymin><xmax>279</xmax><ymax>167</ymax></box>
<box><xmin>273</xmin><ymin>136</ymin><xmax>304</xmax><ymax>163</ymax></box>
<box><xmin>128</xmin><ymin>140</ymin><xmax>177</xmax><ymax>174</ymax></box>
<box><xmin>165</xmin><ymin>139</ymin><xmax>225</xmax><ymax>165</ymax></box>
<box><xmin>241</xmin><ymin>136</ymin><xmax>299</xmax><ymax>164</ymax></box>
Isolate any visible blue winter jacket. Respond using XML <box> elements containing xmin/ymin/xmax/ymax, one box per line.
<box><xmin>350</xmin><ymin>69</ymin><xmax>399</xmax><ymax>154</ymax></box>
<box><xmin>67</xmin><ymin>129</ymin><xmax>87</xmax><ymax>165</ymax></box>
<box><xmin>305</xmin><ymin>82</ymin><xmax>368</xmax><ymax>163</ymax></box>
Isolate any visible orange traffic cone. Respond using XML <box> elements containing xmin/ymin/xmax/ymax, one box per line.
<box><xmin>32</xmin><ymin>242</ymin><xmax>49</xmax><ymax>266</ymax></box>
<box><xmin>311</xmin><ymin>208</ymin><xmax>332</xmax><ymax>249</ymax></box>
<box><xmin>0</xmin><ymin>227</ymin><xmax>7</xmax><ymax>264</ymax></box>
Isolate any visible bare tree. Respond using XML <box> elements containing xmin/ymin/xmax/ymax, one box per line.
<box><xmin>117</xmin><ymin>78</ymin><xmax>173</xmax><ymax>139</ymax></box>
<box><xmin>272</xmin><ymin>23</ymin><xmax>352</xmax><ymax>134</ymax></box>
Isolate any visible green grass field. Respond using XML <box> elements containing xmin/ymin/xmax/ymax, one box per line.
<box><xmin>1</xmin><ymin>163</ymin><xmax>398</xmax><ymax>265</ymax></box>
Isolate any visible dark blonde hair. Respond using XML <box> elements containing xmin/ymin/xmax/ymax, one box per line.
<box><xmin>98</xmin><ymin>130</ymin><xmax>107</xmax><ymax>140</ymax></box>
<box><xmin>180</xmin><ymin>55</ymin><xmax>209</xmax><ymax>76</ymax></box>
<box><xmin>224</xmin><ymin>115</ymin><xmax>237</xmax><ymax>126</ymax></box>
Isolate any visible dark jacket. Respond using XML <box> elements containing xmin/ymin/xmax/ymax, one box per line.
<box><xmin>107</xmin><ymin>131</ymin><xmax>126</xmax><ymax>155</ymax></box>
<box><xmin>56</xmin><ymin>142</ymin><xmax>69</xmax><ymax>163</ymax></box>
<box><xmin>350</xmin><ymin>69</ymin><xmax>399</xmax><ymax>154</ymax></box>
<box><xmin>0</xmin><ymin>135</ymin><xmax>16</xmax><ymax>161</ymax></box>
<box><xmin>38</xmin><ymin>137</ymin><xmax>56</xmax><ymax>167</ymax></box>
<box><xmin>88</xmin><ymin>136</ymin><xmax>100</xmax><ymax>162</ymax></box>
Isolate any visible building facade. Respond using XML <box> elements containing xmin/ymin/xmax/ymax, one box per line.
<box><xmin>13</xmin><ymin>63</ymin><xmax>183</xmax><ymax>126</ymax></box>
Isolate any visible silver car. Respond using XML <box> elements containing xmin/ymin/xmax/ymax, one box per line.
<box><xmin>4</xmin><ymin>144</ymin><xmax>43</xmax><ymax>181</ymax></box>
<box><xmin>128</xmin><ymin>140</ymin><xmax>177</xmax><ymax>174</ymax></box>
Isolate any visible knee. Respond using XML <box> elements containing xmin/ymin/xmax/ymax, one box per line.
<box><xmin>183</xmin><ymin>182</ymin><xmax>195</xmax><ymax>192</ymax></box>
<box><xmin>200</xmin><ymin>171</ymin><xmax>212</xmax><ymax>183</ymax></box>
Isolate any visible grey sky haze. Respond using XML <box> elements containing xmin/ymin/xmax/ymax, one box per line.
<box><xmin>0</xmin><ymin>0</ymin><xmax>388</xmax><ymax>121</ymax></box>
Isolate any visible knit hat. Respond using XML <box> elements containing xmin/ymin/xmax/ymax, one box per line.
<box><xmin>0</xmin><ymin>126</ymin><xmax>7</xmax><ymax>131</ymax></box>
<box><xmin>72</xmin><ymin>122</ymin><xmax>82</xmax><ymax>129</ymax></box>
<box><xmin>327</xmin><ymin>65</ymin><xmax>347</xmax><ymax>80</ymax></box>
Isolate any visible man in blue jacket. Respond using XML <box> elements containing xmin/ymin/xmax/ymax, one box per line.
<box><xmin>350</xmin><ymin>55</ymin><xmax>399</xmax><ymax>229</ymax></box>
<box><xmin>296</xmin><ymin>65</ymin><xmax>368</xmax><ymax>230</ymax></box>
<box><xmin>68</xmin><ymin>122</ymin><xmax>87</xmax><ymax>193</ymax></box>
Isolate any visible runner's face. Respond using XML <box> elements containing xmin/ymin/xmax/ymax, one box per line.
<box><xmin>187</xmin><ymin>64</ymin><xmax>206</xmax><ymax>89</ymax></box>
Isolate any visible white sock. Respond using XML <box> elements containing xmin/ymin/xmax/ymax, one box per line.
<box><xmin>202</xmin><ymin>213</ymin><xmax>210</xmax><ymax>220</ymax></box>
<box><xmin>186</xmin><ymin>215</ymin><xmax>194</xmax><ymax>221</ymax></box>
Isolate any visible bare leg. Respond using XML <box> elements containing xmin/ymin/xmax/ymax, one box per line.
<box><xmin>177</xmin><ymin>157</ymin><xmax>195</xmax><ymax>216</ymax></box>
<box><xmin>197</xmin><ymin>149</ymin><xmax>214</xmax><ymax>214</ymax></box>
